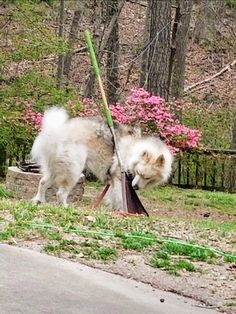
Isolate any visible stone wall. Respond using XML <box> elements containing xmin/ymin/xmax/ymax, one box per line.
<box><xmin>6</xmin><ymin>167</ymin><xmax>84</xmax><ymax>203</ymax></box>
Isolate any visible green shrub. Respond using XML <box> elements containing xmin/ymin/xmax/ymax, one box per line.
<box><xmin>226</xmin><ymin>0</ymin><xmax>236</xmax><ymax>8</ymax></box>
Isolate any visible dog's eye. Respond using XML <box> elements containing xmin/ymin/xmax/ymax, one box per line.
<box><xmin>143</xmin><ymin>176</ymin><xmax>151</xmax><ymax>180</ymax></box>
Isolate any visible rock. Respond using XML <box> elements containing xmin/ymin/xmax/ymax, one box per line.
<box><xmin>5</xmin><ymin>167</ymin><xmax>84</xmax><ymax>203</ymax></box>
<box><xmin>86</xmin><ymin>216</ymin><xmax>96</xmax><ymax>222</ymax></box>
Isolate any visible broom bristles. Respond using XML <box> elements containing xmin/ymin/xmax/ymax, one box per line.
<box><xmin>124</xmin><ymin>173</ymin><xmax>149</xmax><ymax>216</ymax></box>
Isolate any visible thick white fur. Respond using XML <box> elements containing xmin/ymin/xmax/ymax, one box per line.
<box><xmin>31</xmin><ymin>107</ymin><xmax>173</xmax><ymax>209</ymax></box>
<box><xmin>106</xmin><ymin>137</ymin><xmax>173</xmax><ymax>208</ymax></box>
<box><xmin>31</xmin><ymin>107</ymin><xmax>69</xmax><ymax>167</ymax></box>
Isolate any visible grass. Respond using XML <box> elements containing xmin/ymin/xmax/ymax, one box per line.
<box><xmin>0</xmin><ymin>184</ymin><xmax>12</xmax><ymax>198</ymax></box>
<box><xmin>139</xmin><ymin>185</ymin><xmax>236</xmax><ymax>215</ymax></box>
<box><xmin>195</xmin><ymin>220</ymin><xmax>236</xmax><ymax>232</ymax></box>
<box><xmin>0</xmin><ymin>184</ymin><xmax>235</xmax><ymax>274</ymax></box>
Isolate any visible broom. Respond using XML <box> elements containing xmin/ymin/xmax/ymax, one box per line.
<box><xmin>84</xmin><ymin>30</ymin><xmax>148</xmax><ymax>216</ymax></box>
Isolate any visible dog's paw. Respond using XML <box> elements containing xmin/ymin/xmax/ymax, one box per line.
<box><xmin>79</xmin><ymin>173</ymin><xmax>85</xmax><ymax>183</ymax></box>
<box><xmin>31</xmin><ymin>197</ymin><xmax>43</xmax><ymax>205</ymax></box>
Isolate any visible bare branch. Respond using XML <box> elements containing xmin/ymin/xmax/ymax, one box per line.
<box><xmin>184</xmin><ymin>59</ymin><xmax>236</xmax><ymax>93</ymax></box>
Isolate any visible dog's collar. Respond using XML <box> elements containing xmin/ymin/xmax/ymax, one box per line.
<box><xmin>106</xmin><ymin>168</ymin><xmax>134</xmax><ymax>181</ymax></box>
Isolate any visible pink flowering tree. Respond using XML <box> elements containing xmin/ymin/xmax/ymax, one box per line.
<box><xmin>109</xmin><ymin>89</ymin><xmax>201</xmax><ymax>152</ymax></box>
<box><xmin>23</xmin><ymin>88</ymin><xmax>201</xmax><ymax>152</ymax></box>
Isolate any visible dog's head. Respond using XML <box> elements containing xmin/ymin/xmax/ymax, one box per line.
<box><xmin>131</xmin><ymin>151</ymin><xmax>167</xmax><ymax>189</ymax></box>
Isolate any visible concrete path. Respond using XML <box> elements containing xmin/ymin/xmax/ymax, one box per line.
<box><xmin>0</xmin><ymin>244</ymin><xmax>219</xmax><ymax>314</ymax></box>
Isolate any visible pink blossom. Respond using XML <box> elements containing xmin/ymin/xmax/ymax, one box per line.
<box><xmin>21</xmin><ymin>102</ymin><xmax>43</xmax><ymax>130</ymax></box>
<box><xmin>110</xmin><ymin>88</ymin><xmax>201</xmax><ymax>152</ymax></box>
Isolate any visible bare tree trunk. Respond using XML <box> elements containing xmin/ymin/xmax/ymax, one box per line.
<box><xmin>193</xmin><ymin>0</ymin><xmax>225</xmax><ymax>45</ymax></box>
<box><xmin>231</xmin><ymin>119</ymin><xmax>236</xmax><ymax>150</ymax></box>
<box><xmin>0</xmin><ymin>145</ymin><xmax>6</xmax><ymax>178</ymax></box>
<box><xmin>84</xmin><ymin>0</ymin><xmax>102</xmax><ymax>97</ymax></box>
<box><xmin>140</xmin><ymin>0</ymin><xmax>172</xmax><ymax>100</ymax></box>
<box><xmin>170</xmin><ymin>0</ymin><xmax>193</xmax><ymax>98</ymax></box>
<box><xmin>57</xmin><ymin>0</ymin><xmax>65</xmax><ymax>88</ymax></box>
<box><xmin>63</xmin><ymin>3</ymin><xmax>83</xmax><ymax>79</ymax></box>
<box><xmin>227</xmin><ymin>118</ymin><xmax>236</xmax><ymax>192</ymax></box>
<box><xmin>140</xmin><ymin>0</ymin><xmax>151</xmax><ymax>87</ymax></box>
<box><xmin>106</xmin><ymin>0</ymin><xmax>119</xmax><ymax>104</ymax></box>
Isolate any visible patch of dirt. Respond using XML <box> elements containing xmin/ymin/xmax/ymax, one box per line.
<box><xmin>142</xmin><ymin>197</ymin><xmax>235</xmax><ymax>222</ymax></box>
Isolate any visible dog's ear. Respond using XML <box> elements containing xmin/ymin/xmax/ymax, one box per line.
<box><xmin>121</xmin><ymin>125</ymin><xmax>142</xmax><ymax>138</ymax></box>
<box><xmin>155</xmin><ymin>154</ymin><xmax>165</xmax><ymax>167</ymax></box>
<box><xmin>142</xmin><ymin>151</ymin><xmax>151</xmax><ymax>162</ymax></box>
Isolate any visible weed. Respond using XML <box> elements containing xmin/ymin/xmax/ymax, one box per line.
<box><xmin>224</xmin><ymin>302</ymin><xmax>236</xmax><ymax>307</ymax></box>
<box><xmin>175</xmin><ymin>259</ymin><xmax>196</xmax><ymax>272</ymax></box>
<box><xmin>95</xmin><ymin>246</ymin><xmax>117</xmax><ymax>261</ymax></box>
<box><xmin>121</xmin><ymin>231</ymin><xmax>156</xmax><ymax>251</ymax></box>
<box><xmin>40</xmin><ymin>230</ymin><xmax>62</xmax><ymax>241</ymax></box>
<box><xmin>80</xmin><ymin>240</ymin><xmax>117</xmax><ymax>261</ymax></box>
<box><xmin>0</xmin><ymin>184</ymin><xmax>12</xmax><ymax>198</ymax></box>
<box><xmin>150</xmin><ymin>256</ymin><xmax>171</xmax><ymax>269</ymax></box>
<box><xmin>150</xmin><ymin>250</ymin><xmax>196</xmax><ymax>275</ymax></box>
<box><xmin>0</xmin><ymin>228</ymin><xmax>12</xmax><ymax>241</ymax></box>
<box><xmin>162</xmin><ymin>241</ymin><xmax>216</xmax><ymax>262</ymax></box>
<box><xmin>44</xmin><ymin>239</ymin><xmax>80</xmax><ymax>255</ymax></box>
<box><xmin>224</xmin><ymin>254</ymin><xmax>236</xmax><ymax>263</ymax></box>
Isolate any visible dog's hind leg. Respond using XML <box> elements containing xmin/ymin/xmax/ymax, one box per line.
<box><xmin>56</xmin><ymin>173</ymin><xmax>84</xmax><ymax>207</ymax></box>
<box><xmin>56</xmin><ymin>184</ymin><xmax>74</xmax><ymax>208</ymax></box>
<box><xmin>56</xmin><ymin>163</ymin><xmax>87</xmax><ymax>208</ymax></box>
<box><xmin>55</xmin><ymin>144</ymin><xmax>87</xmax><ymax>207</ymax></box>
<box><xmin>32</xmin><ymin>175</ymin><xmax>52</xmax><ymax>204</ymax></box>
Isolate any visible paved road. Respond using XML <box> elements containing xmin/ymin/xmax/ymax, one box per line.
<box><xmin>0</xmin><ymin>244</ymin><xmax>219</xmax><ymax>314</ymax></box>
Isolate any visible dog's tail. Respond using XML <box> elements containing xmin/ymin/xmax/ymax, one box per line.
<box><xmin>41</xmin><ymin>106</ymin><xmax>69</xmax><ymax>134</ymax></box>
<box><xmin>31</xmin><ymin>107</ymin><xmax>69</xmax><ymax>163</ymax></box>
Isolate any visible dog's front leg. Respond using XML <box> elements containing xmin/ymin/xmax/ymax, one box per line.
<box><xmin>104</xmin><ymin>177</ymin><xmax>123</xmax><ymax>211</ymax></box>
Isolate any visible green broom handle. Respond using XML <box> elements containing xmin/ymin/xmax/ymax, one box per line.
<box><xmin>84</xmin><ymin>30</ymin><xmax>127</xmax><ymax>211</ymax></box>
<box><xmin>84</xmin><ymin>30</ymin><xmax>125</xmax><ymax>173</ymax></box>
<box><xmin>84</xmin><ymin>30</ymin><xmax>114</xmax><ymax>128</ymax></box>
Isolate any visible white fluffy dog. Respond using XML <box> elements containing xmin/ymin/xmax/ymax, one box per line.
<box><xmin>31</xmin><ymin>107</ymin><xmax>173</xmax><ymax>210</ymax></box>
